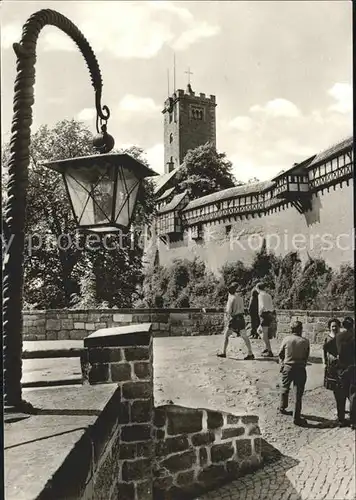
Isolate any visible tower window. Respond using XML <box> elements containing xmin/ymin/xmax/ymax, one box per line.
<box><xmin>169</xmin><ymin>133</ymin><xmax>173</xmax><ymax>143</ymax></box>
<box><xmin>169</xmin><ymin>112</ymin><xmax>173</xmax><ymax>123</ymax></box>
<box><xmin>190</xmin><ymin>106</ymin><xmax>204</xmax><ymax>120</ymax></box>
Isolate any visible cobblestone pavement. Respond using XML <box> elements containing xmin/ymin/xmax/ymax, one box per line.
<box><xmin>154</xmin><ymin>336</ymin><xmax>356</xmax><ymax>500</ymax></box>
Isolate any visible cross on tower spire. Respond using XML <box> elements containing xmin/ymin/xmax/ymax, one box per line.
<box><xmin>185</xmin><ymin>67</ymin><xmax>193</xmax><ymax>85</ymax></box>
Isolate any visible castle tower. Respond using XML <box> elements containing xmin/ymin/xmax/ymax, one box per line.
<box><xmin>162</xmin><ymin>83</ymin><xmax>217</xmax><ymax>173</ymax></box>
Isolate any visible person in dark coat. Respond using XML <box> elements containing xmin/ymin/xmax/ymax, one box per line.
<box><xmin>323</xmin><ymin>318</ymin><xmax>347</xmax><ymax>426</ymax></box>
<box><xmin>335</xmin><ymin>317</ymin><xmax>356</xmax><ymax>429</ymax></box>
<box><xmin>248</xmin><ymin>288</ymin><xmax>260</xmax><ymax>338</ymax></box>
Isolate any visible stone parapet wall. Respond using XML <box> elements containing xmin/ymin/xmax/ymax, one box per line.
<box><xmin>81</xmin><ymin>323</ymin><xmax>262</xmax><ymax>499</ymax></box>
<box><xmin>153</xmin><ymin>405</ymin><xmax>261</xmax><ymax>499</ymax></box>
<box><xmin>23</xmin><ymin>308</ymin><xmax>353</xmax><ymax>344</ymax></box>
<box><xmin>82</xmin><ymin>324</ymin><xmax>154</xmax><ymax>499</ymax></box>
<box><xmin>36</xmin><ymin>387</ymin><xmax>122</xmax><ymax>500</ymax></box>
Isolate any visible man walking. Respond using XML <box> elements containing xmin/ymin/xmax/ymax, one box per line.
<box><xmin>217</xmin><ymin>282</ymin><xmax>255</xmax><ymax>360</ymax></box>
<box><xmin>256</xmin><ymin>282</ymin><xmax>275</xmax><ymax>357</ymax></box>
<box><xmin>278</xmin><ymin>320</ymin><xmax>310</xmax><ymax>426</ymax></box>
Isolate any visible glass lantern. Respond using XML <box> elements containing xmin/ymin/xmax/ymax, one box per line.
<box><xmin>43</xmin><ymin>153</ymin><xmax>157</xmax><ymax>232</ymax></box>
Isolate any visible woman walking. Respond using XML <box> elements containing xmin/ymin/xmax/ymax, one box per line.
<box><xmin>323</xmin><ymin>318</ymin><xmax>348</xmax><ymax>427</ymax></box>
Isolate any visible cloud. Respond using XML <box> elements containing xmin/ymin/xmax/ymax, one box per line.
<box><xmin>5</xmin><ymin>2</ymin><xmax>217</xmax><ymax>59</ymax></box>
<box><xmin>148</xmin><ymin>1</ymin><xmax>194</xmax><ymax>23</ymax></box>
<box><xmin>228</xmin><ymin>116</ymin><xmax>253</xmax><ymax>132</ymax></box>
<box><xmin>328</xmin><ymin>83</ymin><xmax>352</xmax><ymax>114</ymax></box>
<box><xmin>250</xmin><ymin>98</ymin><xmax>301</xmax><ymax>118</ymax></box>
<box><xmin>145</xmin><ymin>143</ymin><xmax>164</xmax><ymax>174</ymax></box>
<box><xmin>118</xmin><ymin>95</ymin><xmax>160</xmax><ymax>114</ymax></box>
<box><xmin>172</xmin><ymin>21</ymin><xmax>220</xmax><ymax>51</ymax></box>
<box><xmin>77</xmin><ymin>108</ymin><xmax>96</xmax><ymax>121</ymax></box>
<box><xmin>1</xmin><ymin>23</ymin><xmax>21</xmax><ymax>49</ymax></box>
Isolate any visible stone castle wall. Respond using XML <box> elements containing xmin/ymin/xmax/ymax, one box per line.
<box><xmin>23</xmin><ymin>308</ymin><xmax>353</xmax><ymax>344</ymax></box>
<box><xmin>151</xmin><ymin>180</ymin><xmax>353</xmax><ymax>273</ymax></box>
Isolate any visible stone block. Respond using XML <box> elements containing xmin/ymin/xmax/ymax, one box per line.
<box><xmin>226</xmin><ymin>460</ymin><xmax>240</xmax><ymax>477</ymax></box>
<box><xmin>211</xmin><ymin>443</ymin><xmax>234</xmax><ymax>463</ymax></box>
<box><xmin>46</xmin><ymin>331</ymin><xmax>58</xmax><ymax>340</ymax></box>
<box><xmin>122</xmin><ymin>458</ymin><xmax>151</xmax><ymax>482</ymax></box>
<box><xmin>152</xmin><ymin>322</ymin><xmax>160</xmax><ymax>330</ymax></box>
<box><xmin>153</xmin><ymin>408</ymin><xmax>166</xmax><ymax>427</ymax></box>
<box><xmin>155</xmin><ymin>429</ymin><xmax>165</xmax><ymax>440</ymax></box>
<box><xmin>199</xmin><ymin>447</ymin><xmax>208</xmax><ymax>467</ymax></box>
<box><xmin>69</xmin><ymin>330</ymin><xmax>87</xmax><ymax>340</ymax></box>
<box><xmin>111</xmin><ymin>363</ymin><xmax>132</xmax><ymax>382</ymax></box>
<box><xmin>134</xmin><ymin>362</ymin><xmax>152</xmax><ymax>380</ymax></box>
<box><xmin>191</xmin><ymin>431</ymin><xmax>215</xmax><ymax>446</ymax></box>
<box><xmin>117</xmin><ymin>482</ymin><xmax>135</xmax><ymax>499</ymax></box>
<box><xmin>170</xmin><ymin>326</ymin><xmax>183</xmax><ymax>336</ymax></box>
<box><xmin>124</xmin><ymin>347</ymin><xmax>150</xmax><ymax>361</ymax></box>
<box><xmin>151</xmin><ymin>313</ymin><xmax>169</xmax><ymax>323</ymax></box>
<box><xmin>74</xmin><ymin>322</ymin><xmax>85</xmax><ymax>329</ymax></box>
<box><xmin>121</xmin><ymin>424</ymin><xmax>151</xmax><ymax>442</ymax></box>
<box><xmin>133</xmin><ymin>314</ymin><xmax>150</xmax><ymax>322</ymax></box>
<box><xmin>136</xmin><ymin>479</ymin><xmax>152</xmax><ymax>500</ymax></box>
<box><xmin>155</xmin><ymin>435</ymin><xmax>189</xmax><ymax>457</ymax></box>
<box><xmin>221</xmin><ymin>427</ymin><xmax>245</xmax><ymax>439</ymax></box>
<box><xmin>161</xmin><ymin>450</ymin><xmax>196</xmax><ymax>473</ymax></box>
<box><xmin>236</xmin><ymin>439</ymin><xmax>252</xmax><ymax>459</ymax></box>
<box><xmin>197</xmin><ymin>465</ymin><xmax>225</xmax><ymax>485</ymax></box>
<box><xmin>167</xmin><ymin>407</ymin><xmax>202</xmax><ymax>435</ymax></box>
<box><xmin>58</xmin><ymin>331</ymin><xmax>70</xmax><ymax>340</ymax></box>
<box><xmin>207</xmin><ymin>411</ymin><xmax>223</xmax><ymax>429</ymax></box>
<box><xmin>176</xmin><ymin>470</ymin><xmax>195</xmax><ymax>486</ymax></box>
<box><xmin>253</xmin><ymin>437</ymin><xmax>262</xmax><ymax>455</ymax></box>
<box><xmin>46</xmin><ymin>319</ymin><xmax>61</xmax><ymax>330</ymax></box>
<box><xmin>113</xmin><ymin>313</ymin><xmax>133</xmax><ymax>323</ymax></box>
<box><xmin>85</xmin><ymin>323</ymin><xmax>96</xmax><ymax>330</ymax></box>
<box><xmin>88</xmin><ymin>363</ymin><xmax>110</xmax><ymax>384</ymax></box>
<box><xmin>153</xmin><ymin>476</ymin><xmax>173</xmax><ymax>491</ymax></box>
<box><xmin>240</xmin><ymin>415</ymin><xmax>258</xmax><ymax>425</ymax></box>
<box><xmin>119</xmin><ymin>443</ymin><xmax>136</xmax><ymax>459</ymax></box>
<box><xmin>88</xmin><ymin>347</ymin><xmax>122</xmax><ymax>364</ymax></box>
<box><xmin>159</xmin><ymin>323</ymin><xmax>169</xmax><ymax>330</ymax></box>
<box><xmin>136</xmin><ymin>441</ymin><xmax>153</xmax><ymax>458</ymax></box>
<box><xmin>120</xmin><ymin>402</ymin><xmax>130</xmax><ymax>424</ymax></box>
<box><xmin>130</xmin><ymin>400</ymin><xmax>152</xmax><ymax>423</ymax></box>
<box><xmin>61</xmin><ymin>319</ymin><xmax>74</xmax><ymax>329</ymax></box>
<box><xmin>122</xmin><ymin>382</ymin><xmax>152</xmax><ymax>400</ymax></box>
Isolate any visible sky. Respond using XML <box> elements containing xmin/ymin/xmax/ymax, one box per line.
<box><xmin>1</xmin><ymin>1</ymin><xmax>352</xmax><ymax>182</ymax></box>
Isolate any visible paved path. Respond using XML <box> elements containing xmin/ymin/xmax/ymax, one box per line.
<box><xmin>154</xmin><ymin>336</ymin><xmax>355</xmax><ymax>500</ymax></box>
<box><xmin>22</xmin><ymin>336</ymin><xmax>355</xmax><ymax>499</ymax></box>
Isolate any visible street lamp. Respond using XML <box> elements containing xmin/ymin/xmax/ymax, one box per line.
<box><xmin>2</xmin><ymin>8</ymin><xmax>155</xmax><ymax>418</ymax></box>
<box><xmin>43</xmin><ymin>150</ymin><xmax>155</xmax><ymax>233</ymax></box>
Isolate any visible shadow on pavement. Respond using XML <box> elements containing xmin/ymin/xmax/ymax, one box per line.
<box><xmin>299</xmin><ymin>414</ymin><xmax>337</xmax><ymax>429</ymax></box>
<box><xmin>192</xmin><ymin>439</ymin><xmax>302</xmax><ymax>499</ymax></box>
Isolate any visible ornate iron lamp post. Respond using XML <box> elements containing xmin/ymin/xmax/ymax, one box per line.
<box><xmin>3</xmin><ymin>9</ymin><xmax>155</xmax><ymax>417</ymax></box>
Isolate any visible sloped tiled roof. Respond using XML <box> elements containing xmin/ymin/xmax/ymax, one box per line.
<box><xmin>157</xmin><ymin>191</ymin><xmax>188</xmax><ymax>214</ymax></box>
<box><xmin>156</xmin><ymin>186</ymin><xmax>176</xmax><ymax>201</ymax></box>
<box><xmin>271</xmin><ymin>155</ymin><xmax>316</xmax><ymax>181</ymax></box>
<box><xmin>182</xmin><ymin>180</ymin><xmax>275</xmax><ymax>212</ymax></box>
<box><xmin>308</xmin><ymin>136</ymin><xmax>353</xmax><ymax>168</ymax></box>
<box><xmin>151</xmin><ymin>168</ymin><xmax>179</xmax><ymax>195</ymax></box>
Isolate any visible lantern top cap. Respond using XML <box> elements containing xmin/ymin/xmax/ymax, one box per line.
<box><xmin>42</xmin><ymin>152</ymin><xmax>158</xmax><ymax>178</ymax></box>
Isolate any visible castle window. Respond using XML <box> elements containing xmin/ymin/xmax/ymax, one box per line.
<box><xmin>191</xmin><ymin>105</ymin><xmax>204</xmax><ymax>120</ymax></box>
<box><xmin>169</xmin><ymin>133</ymin><xmax>173</xmax><ymax>143</ymax></box>
<box><xmin>169</xmin><ymin>112</ymin><xmax>173</xmax><ymax>123</ymax></box>
<box><xmin>225</xmin><ymin>225</ymin><xmax>232</xmax><ymax>235</ymax></box>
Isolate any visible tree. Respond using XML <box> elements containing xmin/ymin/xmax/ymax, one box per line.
<box><xmin>2</xmin><ymin>119</ymin><xmax>156</xmax><ymax>309</ymax></box>
<box><xmin>175</xmin><ymin>142</ymin><xmax>240</xmax><ymax>199</ymax></box>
